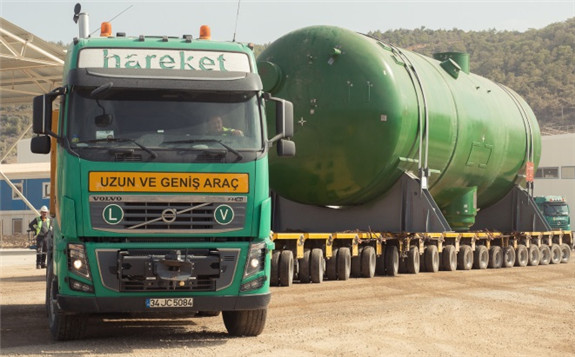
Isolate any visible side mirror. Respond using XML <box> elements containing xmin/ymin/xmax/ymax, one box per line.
<box><xmin>277</xmin><ymin>139</ymin><xmax>296</xmax><ymax>157</ymax></box>
<box><xmin>275</xmin><ymin>99</ymin><xmax>294</xmax><ymax>138</ymax></box>
<box><xmin>31</xmin><ymin>136</ymin><xmax>51</xmax><ymax>154</ymax></box>
<box><xmin>32</xmin><ymin>91</ymin><xmax>60</xmax><ymax>135</ymax></box>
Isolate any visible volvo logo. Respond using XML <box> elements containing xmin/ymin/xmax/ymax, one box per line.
<box><xmin>161</xmin><ymin>208</ymin><xmax>177</xmax><ymax>223</ymax></box>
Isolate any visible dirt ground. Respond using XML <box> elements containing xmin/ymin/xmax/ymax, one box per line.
<box><xmin>1</xmin><ymin>249</ymin><xmax>574</xmax><ymax>357</ymax></box>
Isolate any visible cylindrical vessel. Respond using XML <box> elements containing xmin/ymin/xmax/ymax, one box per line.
<box><xmin>258</xmin><ymin>26</ymin><xmax>540</xmax><ymax>229</ymax></box>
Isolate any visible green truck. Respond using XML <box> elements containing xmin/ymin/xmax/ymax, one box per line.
<box><xmin>31</xmin><ymin>10</ymin><xmax>294</xmax><ymax>340</ymax></box>
<box><xmin>535</xmin><ymin>196</ymin><xmax>571</xmax><ymax>230</ymax></box>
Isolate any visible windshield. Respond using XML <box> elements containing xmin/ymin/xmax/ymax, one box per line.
<box><xmin>543</xmin><ymin>203</ymin><xmax>570</xmax><ymax>216</ymax></box>
<box><xmin>67</xmin><ymin>87</ymin><xmax>263</xmax><ymax>163</ymax></box>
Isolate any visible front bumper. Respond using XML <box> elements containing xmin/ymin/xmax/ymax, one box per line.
<box><xmin>57</xmin><ymin>292</ymin><xmax>270</xmax><ymax>313</ymax></box>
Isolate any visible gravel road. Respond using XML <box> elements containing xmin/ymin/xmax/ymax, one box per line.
<box><xmin>1</xmin><ymin>248</ymin><xmax>574</xmax><ymax>356</ymax></box>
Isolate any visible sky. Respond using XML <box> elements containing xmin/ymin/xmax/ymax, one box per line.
<box><xmin>1</xmin><ymin>0</ymin><xmax>575</xmax><ymax>45</ymax></box>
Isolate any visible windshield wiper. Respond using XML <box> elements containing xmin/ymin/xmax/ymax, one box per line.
<box><xmin>163</xmin><ymin>139</ymin><xmax>243</xmax><ymax>162</ymax></box>
<box><xmin>82</xmin><ymin>137</ymin><xmax>158</xmax><ymax>159</ymax></box>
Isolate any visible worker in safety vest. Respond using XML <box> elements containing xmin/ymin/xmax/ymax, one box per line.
<box><xmin>28</xmin><ymin>206</ymin><xmax>52</xmax><ymax>269</ymax></box>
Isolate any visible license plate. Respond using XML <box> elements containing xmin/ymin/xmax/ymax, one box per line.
<box><xmin>146</xmin><ymin>298</ymin><xmax>194</xmax><ymax>308</ymax></box>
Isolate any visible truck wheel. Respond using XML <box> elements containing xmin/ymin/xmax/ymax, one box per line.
<box><xmin>515</xmin><ymin>245</ymin><xmax>528</xmax><ymax>267</ymax></box>
<box><xmin>457</xmin><ymin>245</ymin><xmax>473</xmax><ymax>270</ymax></box>
<box><xmin>351</xmin><ymin>247</ymin><xmax>363</xmax><ymax>278</ymax></box>
<box><xmin>337</xmin><ymin>247</ymin><xmax>351</xmax><ymax>280</ymax></box>
<box><xmin>550</xmin><ymin>244</ymin><xmax>562</xmax><ymax>264</ymax></box>
<box><xmin>222</xmin><ymin>308</ymin><xmax>267</xmax><ymax>336</ymax></box>
<box><xmin>310</xmin><ymin>248</ymin><xmax>325</xmax><ymax>283</ymax></box>
<box><xmin>270</xmin><ymin>250</ymin><xmax>281</xmax><ymax>286</ymax></box>
<box><xmin>279</xmin><ymin>250</ymin><xmax>294</xmax><ymax>286</ymax></box>
<box><xmin>298</xmin><ymin>250</ymin><xmax>311</xmax><ymax>283</ymax></box>
<box><xmin>488</xmin><ymin>246</ymin><xmax>502</xmax><ymax>269</ymax></box>
<box><xmin>528</xmin><ymin>245</ymin><xmax>540</xmax><ymax>266</ymax></box>
<box><xmin>473</xmin><ymin>245</ymin><xmax>489</xmax><ymax>269</ymax></box>
<box><xmin>375</xmin><ymin>246</ymin><xmax>386</xmax><ymax>276</ymax></box>
<box><xmin>326</xmin><ymin>248</ymin><xmax>338</xmax><ymax>280</ymax></box>
<box><xmin>539</xmin><ymin>244</ymin><xmax>551</xmax><ymax>265</ymax></box>
<box><xmin>384</xmin><ymin>245</ymin><xmax>399</xmax><ymax>276</ymax></box>
<box><xmin>406</xmin><ymin>245</ymin><xmax>420</xmax><ymax>274</ymax></box>
<box><xmin>47</xmin><ymin>265</ymin><xmax>87</xmax><ymax>340</ymax></box>
<box><xmin>361</xmin><ymin>246</ymin><xmax>376</xmax><ymax>278</ymax></box>
<box><xmin>502</xmin><ymin>246</ymin><xmax>515</xmax><ymax>268</ymax></box>
<box><xmin>424</xmin><ymin>245</ymin><xmax>439</xmax><ymax>273</ymax></box>
<box><xmin>560</xmin><ymin>244</ymin><xmax>571</xmax><ymax>263</ymax></box>
<box><xmin>441</xmin><ymin>245</ymin><xmax>457</xmax><ymax>271</ymax></box>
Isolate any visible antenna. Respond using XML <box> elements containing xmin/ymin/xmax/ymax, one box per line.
<box><xmin>232</xmin><ymin>0</ymin><xmax>242</xmax><ymax>42</ymax></box>
<box><xmin>89</xmin><ymin>5</ymin><xmax>134</xmax><ymax>36</ymax></box>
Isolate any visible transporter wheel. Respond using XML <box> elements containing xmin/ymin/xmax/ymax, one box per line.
<box><xmin>270</xmin><ymin>250</ymin><xmax>281</xmax><ymax>286</ymax></box>
<box><xmin>457</xmin><ymin>245</ymin><xmax>473</xmax><ymax>270</ymax></box>
<box><xmin>222</xmin><ymin>308</ymin><xmax>266</xmax><ymax>337</ymax></box>
<box><xmin>406</xmin><ymin>246</ymin><xmax>420</xmax><ymax>274</ymax></box>
<box><xmin>375</xmin><ymin>246</ymin><xmax>386</xmax><ymax>276</ymax></box>
<box><xmin>326</xmin><ymin>248</ymin><xmax>338</xmax><ymax>280</ymax></box>
<box><xmin>384</xmin><ymin>245</ymin><xmax>399</xmax><ymax>276</ymax></box>
<box><xmin>473</xmin><ymin>245</ymin><xmax>489</xmax><ymax>269</ymax></box>
<box><xmin>502</xmin><ymin>246</ymin><xmax>515</xmax><ymax>268</ymax></box>
<box><xmin>337</xmin><ymin>247</ymin><xmax>351</xmax><ymax>280</ymax></box>
<box><xmin>351</xmin><ymin>247</ymin><xmax>363</xmax><ymax>278</ymax></box>
<box><xmin>560</xmin><ymin>244</ymin><xmax>571</xmax><ymax>263</ymax></box>
<box><xmin>361</xmin><ymin>246</ymin><xmax>376</xmax><ymax>278</ymax></box>
<box><xmin>539</xmin><ymin>244</ymin><xmax>551</xmax><ymax>265</ymax></box>
<box><xmin>441</xmin><ymin>245</ymin><xmax>457</xmax><ymax>271</ymax></box>
<box><xmin>515</xmin><ymin>245</ymin><xmax>528</xmax><ymax>267</ymax></box>
<box><xmin>279</xmin><ymin>250</ymin><xmax>294</xmax><ymax>287</ymax></box>
<box><xmin>424</xmin><ymin>245</ymin><xmax>440</xmax><ymax>273</ymax></box>
<box><xmin>550</xmin><ymin>244</ymin><xmax>562</xmax><ymax>264</ymax></box>
<box><xmin>298</xmin><ymin>250</ymin><xmax>311</xmax><ymax>283</ymax></box>
<box><xmin>310</xmin><ymin>248</ymin><xmax>325</xmax><ymax>283</ymax></box>
<box><xmin>528</xmin><ymin>245</ymin><xmax>540</xmax><ymax>266</ymax></box>
<box><xmin>47</xmin><ymin>264</ymin><xmax>87</xmax><ymax>340</ymax></box>
<box><xmin>488</xmin><ymin>246</ymin><xmax>503</xmax><ymax>269</ymax></box>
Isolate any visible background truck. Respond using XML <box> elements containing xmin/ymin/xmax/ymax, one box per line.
<box><xmin>31</xmin><ymin>7</ymin><xmax>294</xmax><ymax>340</ymax></box>
<box><xmin>256</xmin><ymin>26</ymin><xmax>573</xmax><ymax>286</ymax></box>
<box><xmin>535</xmin><ymin>196</ymin><xmax>571</xmax><ymax>230</ymax></box>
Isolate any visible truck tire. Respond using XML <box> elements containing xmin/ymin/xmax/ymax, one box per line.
<box><xmin>515</xmin><ymin>244</ymin><xmax>528</xmax><ymax>267</ymax></box>
<box><xmin>550</xmin><ymin>244</ymin><xmax>562</xmax><ymax>264</ymax></box>
<box><xmin>298</xmin><ymin>250</ymin><xmax>311</xmax><ymax>283</ymax></box>
<box><xmin>539</xmin><ymin>244</ymin><xmax>551</xmax><ymax>265</ymax></box>
<box><xmin>279</xmin><ymin>250</ymin><xmax>294</xmax><ymax>286</ymax></box>
<box><xmin>47</xmin><ymin>265</ymin><xmax>87</xmax><ymax>340</ymax></box>
<box><xmin>310</xmin><ymin>248</ymin><xmax>325</xmax><ymax>283</ymax></box>
<box><xmin>351</xmin><ymin>247</ymin><xmax>363</xmax><ymax>278</ymax></box>
<box><xmin>457</xmin><ymin>245</ymin><xmax>473</xmax><ymax>270</ymax></box>
<box><xmin>270</xmin><ymin>250</ymin><xmax>281</xmax><ymax>286</ymax></box>
<box><xmin>361</xmin><ymin>246</ymin><xmax>376</xmax><ymax>278</ymax></box>
<box><xmin>488</xmin><ymin>246</ymin><xmax>502</xmax><ymax>269</ymax></box>
<box><xmin>560</xmin><ymin>244</ymin><xmax>571</xmax><ymax>263</ymax></box>
<box><xmin>473</xmin><ymin>245</ymin><xmax>489</xmax><ymax>269</ymax></box>
<box><xmin>326</xmin><ymin>248</ymin><xmax>338</xmax><ymax>280</ymax></box>
<box><xmin>222</xmin><ymin>308</ymin><xmax>267</xmax><ymax>336</ymax></box>
<box><xmin>441</xmin><ymin>245</ymin><xmax>457</xmax><ymax>271</ymax></box>
<box><xmin>406</xmin><ymin>245</ymin><xmax>420</xmax><ymax>274</ymax></box>
<box><xmin>502</xmin><ymin>246</ymin><xmax>515</xmax><ymax>268</ymax></box>
<box><xmin>424</xmin><ymin>245</ymin><xmax>439</xmax><ymax>273</ymax></box>
<box><xmin>384</xmin><ymin>245</ymin><xmax>399</xmax><ymax>276</ymax></box>
<box><xmin>337</xmin><ymin>247</ymin><xmax>351</xmax><ymax>280</ymax></box>
<box><xmin>528</xmin><ymin>245</ymin><xmax>540</xmax><ymax>266</ymax></box>
<box><xmin>375</xmin><ymin>246</ymin><xmax>386</xmax><ymax>276</ymax></box>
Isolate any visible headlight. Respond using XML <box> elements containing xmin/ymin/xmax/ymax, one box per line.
<box><xmin>244</xmin><ymin>242</ymin><xmax>266</xmax><ymax>278</ymax></box>
<box><xmin>68</xmin><ymin>243</ymin><xmax>91</xmax><ymax>279</ymax></box>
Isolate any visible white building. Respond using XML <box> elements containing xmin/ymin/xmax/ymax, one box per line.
<box><xmin>534</xmin><ymin>133</ymin><xmax>575</xmax><ymax>227</ymax></box>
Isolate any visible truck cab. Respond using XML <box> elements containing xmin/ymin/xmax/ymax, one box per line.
<box><xmin>535</xmin><ymin>196</ymin><xmax>571</xmax><ymax>230</ymax></box>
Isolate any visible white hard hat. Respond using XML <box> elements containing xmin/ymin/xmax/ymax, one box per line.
<box><xmin>40</xmin><ymin>205</ymin><xmax>49</xmax><ymax>212</ymax></box>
